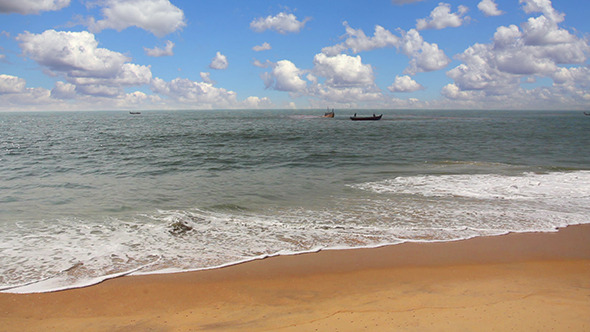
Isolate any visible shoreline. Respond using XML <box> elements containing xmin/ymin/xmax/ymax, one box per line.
<box><xmin>1</xmin><ymin>224</ymin><xmax>589</xmax><ymax>331</ymax></box>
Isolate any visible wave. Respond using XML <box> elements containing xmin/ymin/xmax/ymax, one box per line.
<box><xmin>2</xmin><ymin>170</ymin><xmax>589</xmax><ymax>294</ymax></box>
<box><xmin>351</xmin><ymin>170</ymin><xmax>590</xmax><ymax>200</ymax></box>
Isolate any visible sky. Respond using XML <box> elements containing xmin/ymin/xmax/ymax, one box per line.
<box><xmin>0</xmin><ymin>0</ymin><xmax>589</xmax><ymax>111</ymax></box>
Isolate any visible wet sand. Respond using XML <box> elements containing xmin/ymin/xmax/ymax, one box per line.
<box><xmin>1</xmin><ymin>224</ymin><xmax>589</xmax><ymax>331</ymax></box>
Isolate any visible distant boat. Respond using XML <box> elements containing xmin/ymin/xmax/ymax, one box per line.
<box><xmin>323</xmin><ymin>108</ymin><xmax>335</xmax><ymax>118</ymax></box>
<box><xmin>350</xmin><ymin>113</ymin><xmax>382</xmax><ymax>121</ymax></box>
<box><xmin>584</xmin><ymin>112</ymin><xmax>590</xmax><ymax>116</ymax></box>
<box><xmin>129</xmin><ymin>111</ymin><xmax>141</xmax><ymax>115</ymax></box>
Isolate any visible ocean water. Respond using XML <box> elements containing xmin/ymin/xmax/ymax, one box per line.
<box><xmin>1</xmin><ymin>109</ymin><xmax>589</xmax><ymax>293</ymax></box>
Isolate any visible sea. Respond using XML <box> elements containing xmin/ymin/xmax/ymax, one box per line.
<box><xmin>1</xmin><ymin>109</ymin><xmax>589</xmax><ymax>293</ymax></box>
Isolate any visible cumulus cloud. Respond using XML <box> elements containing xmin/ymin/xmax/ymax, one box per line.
<box><xmin>0</xmin><ymin>0</ymin><xmax>70</xmax><ymax>14</ymax></box>
<box><xmin>0</xmin><ymin>74</ymin><xmax>26</xmax><ymax>93</ymax></box>
<box><xmin>313</xmin><ymin>53</ymin><xmax>374</xmax><ymax>87</ymax></box>
<box><xmin>87</xmin><ymin>0</ymin><xmax>186</xmax><ymax>37</ymax></box>
<box><xmin>253</xmin><ymin>59</ymin><xmax>272</xmax><ymax>68</ymax></box>
<box><xmin>50</xmin><ymin>81</ymin><xmax>76</xmax><ymax>99</ymax></box>
<box><xmin>243</xmin><ymin>96</ymin><xmax>272</xmax><ymax>108</ymax></box>
<box><xmin>17</xmin><ymin>30</ymin><xmax>152</xmax><ymax>97</ymax></box>
<box><xmin>322</xmin><ymin>23</ymin><xmax>449</xmax><ymax>74</ymax></box>
<box><xmin>388</xmin><ymin>75</ymin><xmax>424</xmax><ymax>92</ymax></box>
<box><xmin>252</xmin><ymin>42</ymin><xmax>271</xmax><ymax>52</ymax></box>
<box><xmin>0</xmin><ymin>74</ymin><xmax>57</xmax><ymax>109</ymax></box>
<box><xmin>445</xmin><ymin>0</ymin><xmax>590</xmax><ymax>106</ymax></box>
<box><xmin>18</xmin><ymin>30</ymin><xmax>128</xmax><ymax>76</ymax></box>
<box><xmin>200</xmin><ymin>72</ymin><xmax>214</xmax><ymax>84</ymax></box>
<box><xmin>0</xmin><ymin>72</ymin><xmax>165</xmax><ymax>111</ymax></box>
<box><xmin>552</xmin><ymin>66</ymin><xmax>590</xmax><ymax>86</ymax></box>
<box><xmin>144</xmin><ymin>40</ymin><xmax>174</xmax><ymax>57</ymax></box>
<box><xmin>260</xmin><ymin>54</ymin><xmax>382</xmax><ymax>104</ymax></box>
<box><xmin>416</xmin><ymin>3</ymin><xmax>469</xmax><ymax>30</ymax></box>
<box><xmin>250</xmin><ymin>12</ymin><xmax>310</xmax><ymax>34</ymax></box>
<box><xmin>478</xmin><ymin>0</ymin><xmax>503</xmax><ymax>17</ymax></box>
<box><xmin>322</xmin><ymin>22</ymin><xmax>399</xmax><ymax>56</ymax></box>
<box><xmin>312</xmin><ymin>53</ymin><xmax>381</xmax><ymax>102</ymax></box>
<box><xmin>151</xmin><ymin>77</ymin><xmax>238</xmax><ymax>108</ymax></box>
<box><xmin>521</xmin><ymin>15</ymin><xmax>575</xmax><ymax>46</ymax></box>
<box><xmin>312</xmin><ymin>85</ymin><xmax>382</xmax><ymax>103</ymax></box>
<box><xmin>399</xmin><ymin>29</ymin><xmax>451</xmax><ymax>74</ymax></box>
<box><xmin>262</xmin><ymin>60</ymin><xmax>307</xmax><ymax>92</ymax></box>
<box><xmin>520</xmin><ymin>0</ymin><xmax>564</xmax><ymax>23</ymax></box>
<box><xmin>209</xmin><ymin>52</ymin><xmax>228</xmax><ymax>70</ymax></box>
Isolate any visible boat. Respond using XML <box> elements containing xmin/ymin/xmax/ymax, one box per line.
<box><xmin>350</xmin><ymin>113</ymin><xmax>382</xmax><ymax>121</ymax></box>
<box><xmin>584</xmin><ymin>112</ymin><xmax>590</xmax><ymax>116</ymax></box>
<box><xmin>129</xmin><ymin>111</ymin><xmax>141</xmax><ymax>115</ymax></box>
<box><xmin>323</xmin><ymin>108</ymin><xmax>335</xmax><ymax>118</ymax></box>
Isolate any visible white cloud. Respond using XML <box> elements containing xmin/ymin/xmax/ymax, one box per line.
<box><xmin>243</xmin><ymin>96</ymin><xmax>272</xmax><ymax>108</ymax></box>
<box><xmin>447</xmin><ymin>43</ymin><xmax>520</xmax><ymax>93</ymax></box>
<box><xmin>0</xmin><ymin>74</ymin><xmax>57</xmax><ymax>110</ymax></box>
<box><xmin>478</xmin><ymin>0</ymin><xmax>503</xmax><ymax>17</ymax></box>
<box><xmin>87</xmin><ymin>0</ymin><xmax>186</xmax><ymax>37</ymax></box>
<box><xmin>388</xmin><ymin>75</ymin><xmax>424</xmax><ymax>92</ymax></box>
<box><xmin>416</xmin><ymin>3</ymin><xmax>469</xmax><ymax>30</ymax></box>
<box><xmin>322</xmin><ymin>23</ymin><xmax>449</xmax><ymax>74</ymax></box>
<box><xmin>50</xmin><ymin>81</ymin><xmax>76</xmax><ymax>99</ymax></box>
<box><xmin>400</xmin><ymin>29</ymin><xmax>451</xmax><ymax>74</ymax></box>
<box><xmin>313</xmin><ymin>53</ymin><xmax>374</xmax><ymax>87</ymax></box>
<box><xmin>17</xmin><ymin>30</ymin><xmax>152</xmax><ymax>97</ymax></box>
<box><xmin>0</xmin><ymin>0</ymin><xmax>70</xmax><ymax>14</ymax></box>
<box><xmin>445</xmin><ymin>1</ymin><xmax>590</xmax><ymax>108</ymax></box>
<box><xmin>322</xmin><ymin>22</ymin><xmax>399</xmax><ymax>56</ymax></box>
<box><xmin>0</xmin><ymin>74</ymin><xmax>26</xmax><ymax>93</ymax></box>
<box><xmin>551</xmin><ymin>66</ymin><xmax>590</xmax><ymax>86</ymax></box>
<box><xmin>200</xmin><ymin>72</ymin><xmax>214</xmax><ymax>84</ymax></box>
<box><xmin>310</xmin><ymin>53</ymin><xmax>381</xmax><ymax>103</ymax></box>
<box><xmin>311</xmin><ymin>85</ymin><xmax>382</xmax><ymax>103</ymax></box>
<box><xmin>263</xmin><ymin>60</ymin><xmax>307</xmax><ymax>92</ymax></box>
<box><xmin>252</xmin><ymin>42</ymin><xmax>271</xmax><ymax>52</ymax></box>
<box><xmin>261</xmin><ymin>54</ymin><xmax>382</xmax><ymax>103</ymax></box>
<box><xmin>144</xmin><ymin>40</ymin><xmax>174</xmax><ymax>57</ymax></box>
<box><xmin>209</xmin><ymin>52</ymin><xmax>228</xmax><ymax>70</ymax></box>
<box><xmin>250</xmin><ymin>12</ymin><xmax>310</xmax><ymax>34</ymax></box>
<box><xmin>253</xmin><ymin>59</ymin><xmax>272</xmax><ymax>68</ymax></box>
<box><xmin>521</xmin><ymin>15</ymin><xmax>574</xmax><ymax>46</ymax></box>
<box><xmin>0</xmin><ymin>74</ymin><xmax>167</xmax><ymax>111</ymax></box>
<box><xmin>18</xmin><ymin>30</ymin><xmax>127</xmax><ymax>76</ymax></box>
<box><xmin>123</xmin><ymin>91</ymin><xmax>151</xmax><ymax>105</ymax></box>
<box><xmin>520</xmin><ymin>0</ymin><xmax>564</xmax><ymax>23</ymax></box>
<box><xmin>151</xmin><ymin>77</ymin><xmax>238</xmax><ymax>107</ymax></box>
<box><xmin>75</xmin><ymin>84</ymin><xmax>121</xmax><ymax>97</ymax></box>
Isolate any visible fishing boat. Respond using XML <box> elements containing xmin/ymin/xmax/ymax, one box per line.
<box><xmin>129</xmin><ymin>111</ymin><xmax>141</xmax><ymax>115</ymax></box>
<box><xmin>584</xmin><ymin>112</ymin><xmax>590</xmax><ymax>116</ymax></box>
<box><xmin>350</xmin><ymin>113</ymin><xmax>382</xmax><ymax>121</ymax></box>
<box><xmin>323</xmin><ymin>108</ymin><xmax>335</xmax><ymax>118</ymax></box>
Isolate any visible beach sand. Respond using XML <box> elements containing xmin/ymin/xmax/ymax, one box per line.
<box><xmin>1</xmin><ymin>224</ymin><xmax>589</xmax><ymax>331</ymax></box>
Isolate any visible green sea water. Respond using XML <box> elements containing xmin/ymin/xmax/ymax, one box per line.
<box><xmin>1</xmin><ymin>109</ymin><xmax>589</xmax><ymax>292</ymax></box>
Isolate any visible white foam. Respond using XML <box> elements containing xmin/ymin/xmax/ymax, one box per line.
<box><xmin>352</xmin><ymin>171</ymin><xmax>590</xmax><ymax>201</ymax></box>
<box><xmin>2</xmin><ymin>171</ymin><xmax>589</xmax><ymax>293</ymax></box>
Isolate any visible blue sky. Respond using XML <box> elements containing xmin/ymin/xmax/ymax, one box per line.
<box><xmin>0</xmin><ymin>0</ymin><xmax>589</xmax><ymax>111</ymax></box>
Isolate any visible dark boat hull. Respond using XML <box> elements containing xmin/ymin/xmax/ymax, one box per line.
<box><xmin>350</xmin><ymin>114</ymin><xmax>382</xmax><ymax>121</ymax></box>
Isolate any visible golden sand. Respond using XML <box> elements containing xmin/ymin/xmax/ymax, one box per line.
<box><xmin>1</xmin><ymin>225</ymin><xmax>589</xmax><ymax>331</ymax></box>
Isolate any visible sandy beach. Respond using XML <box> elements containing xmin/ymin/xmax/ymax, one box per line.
<box><xmin>1</xmin><ymin>224</ymin><xmax>589</xmax><ymax>331</ymax></box>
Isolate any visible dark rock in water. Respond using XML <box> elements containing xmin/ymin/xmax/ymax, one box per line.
<box><xmin>169</xmin><ymin>219</ymin><xmax>194</xmax><ymax>235</ymax></box>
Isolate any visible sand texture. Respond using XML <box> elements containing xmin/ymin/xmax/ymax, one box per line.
<box><xmin>1</xmin><ymin>225</ymin><xmax>589</xmax><ymax>331</ymax></box>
